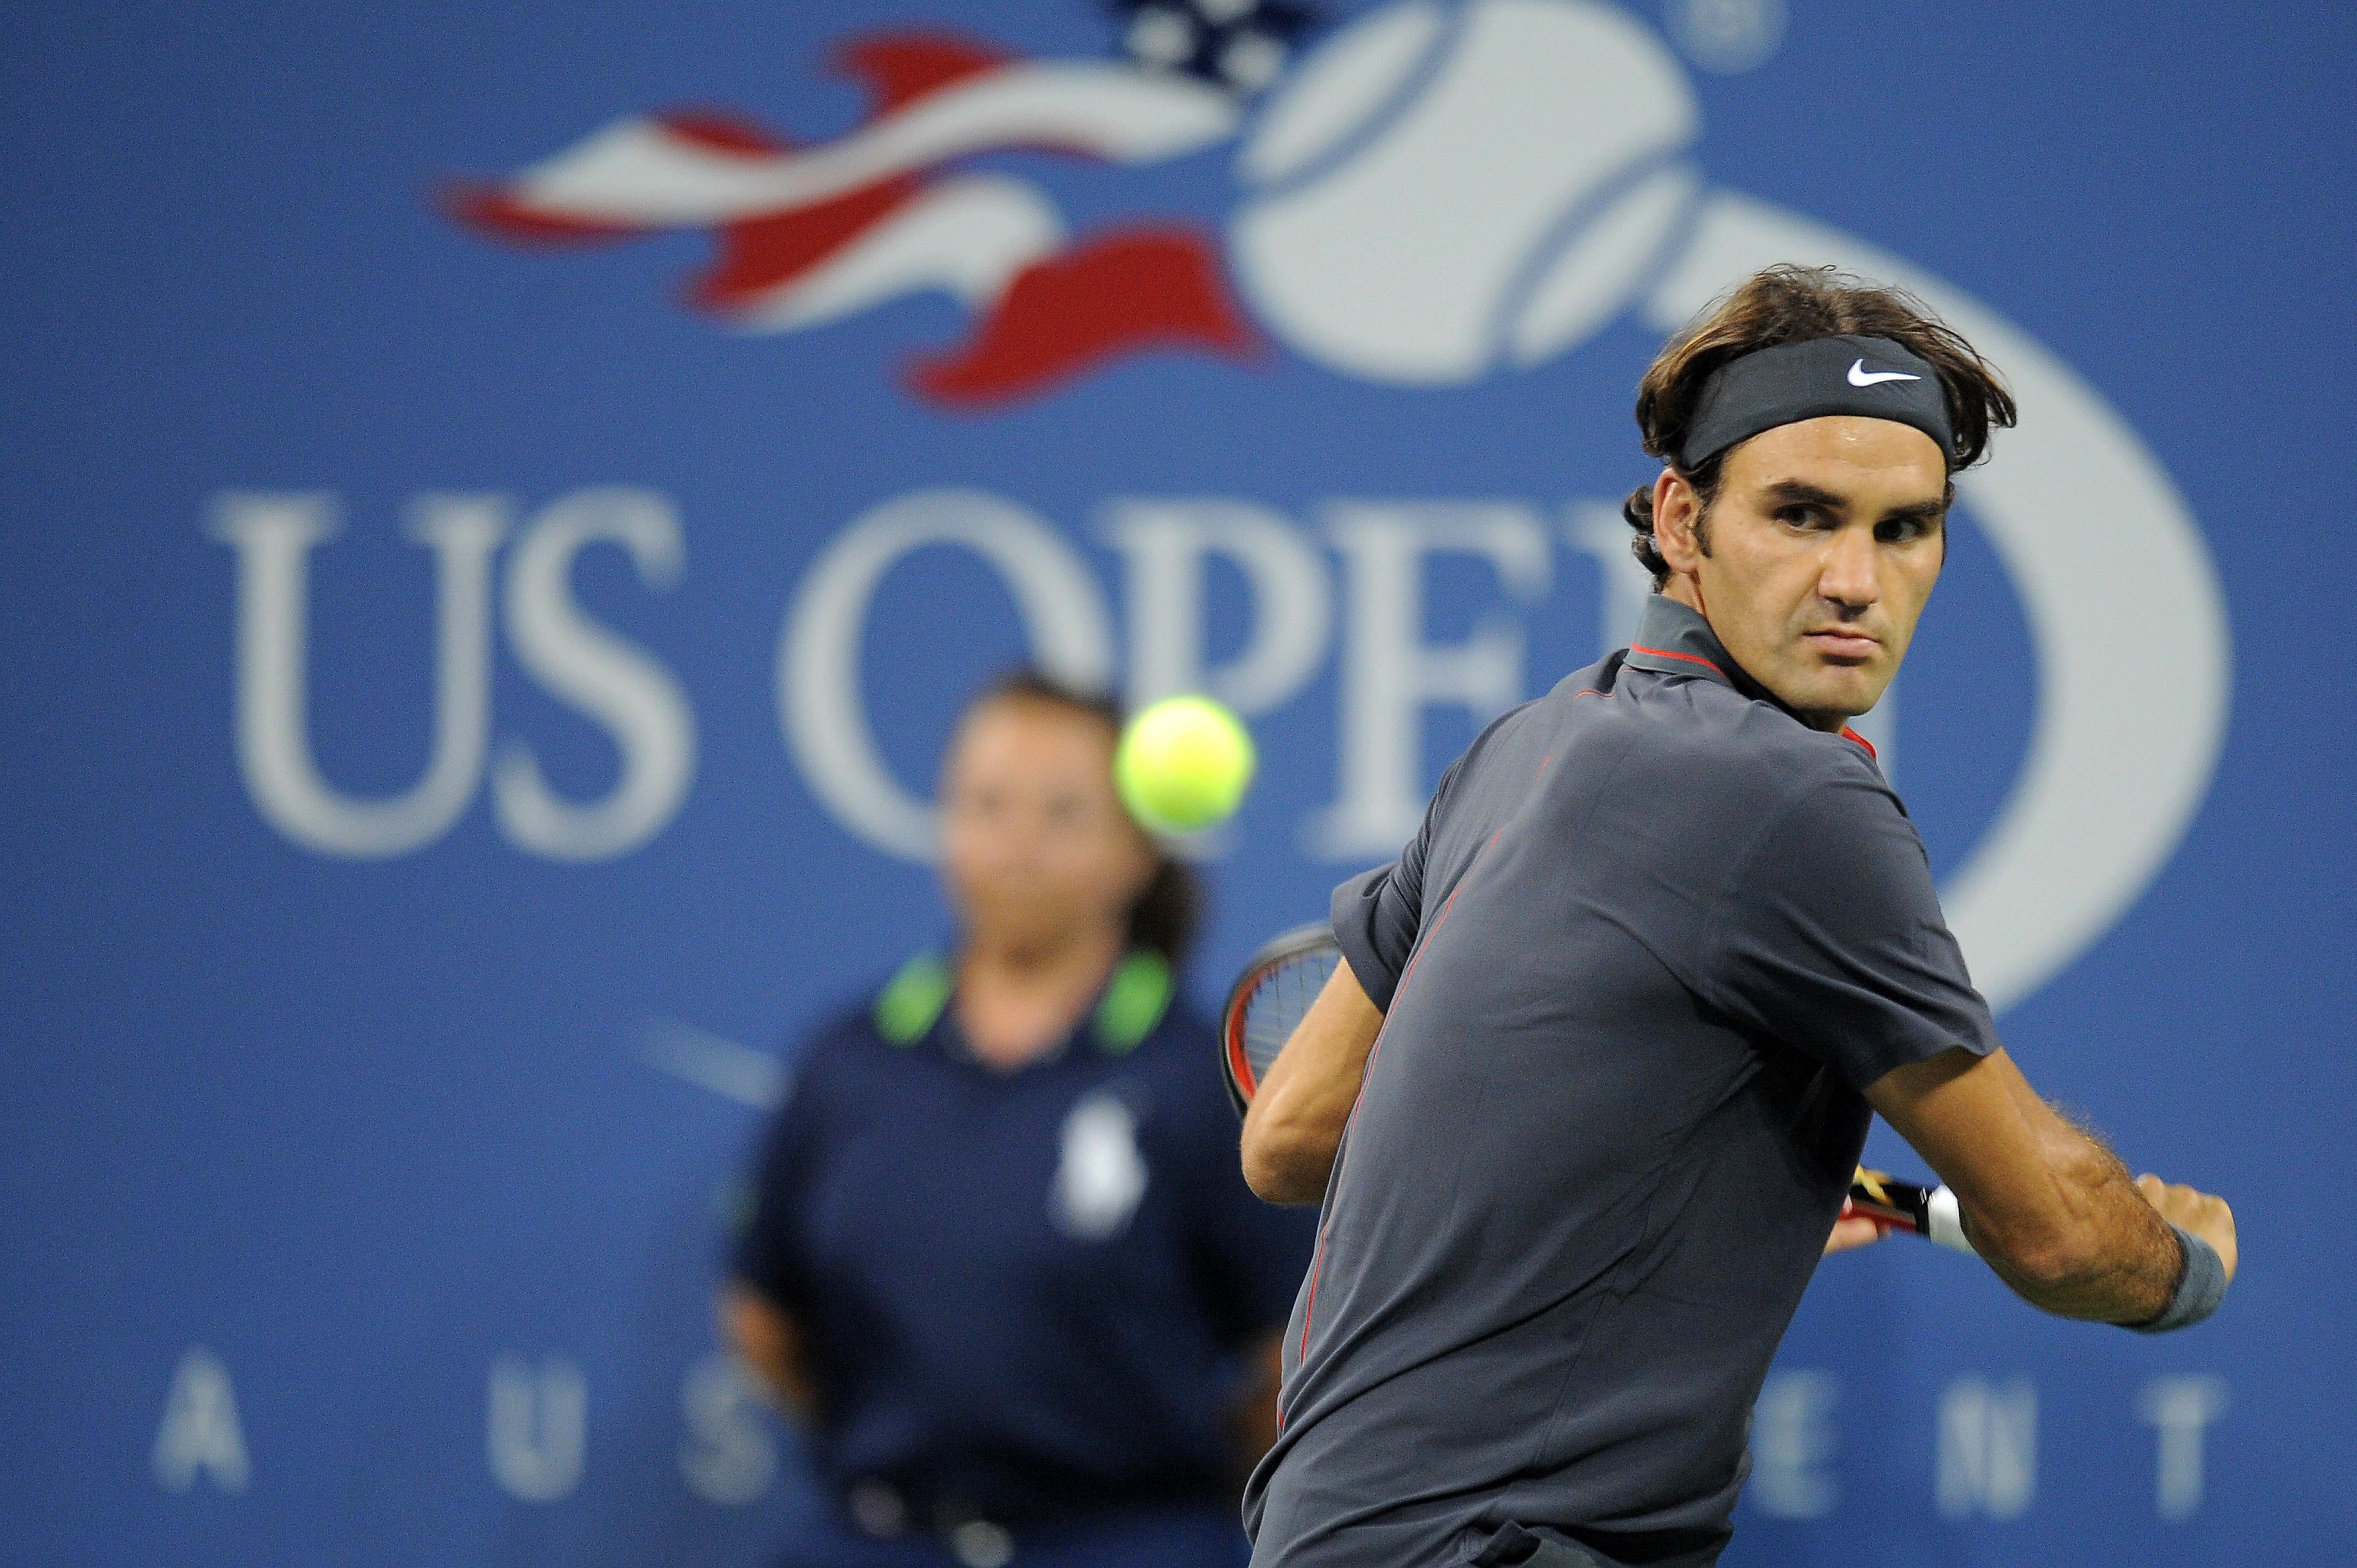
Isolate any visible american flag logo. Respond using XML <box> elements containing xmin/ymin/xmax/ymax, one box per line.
<box><xmin>442</xmin><ymin>4</ymin><xmax>1316</xmax><ymax>409</ymax></box>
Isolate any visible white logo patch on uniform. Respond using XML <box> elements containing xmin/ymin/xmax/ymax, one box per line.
<box><xmin>1049</xmin><ymin>1091</ymin><xmax>1149</xmax><ymax>1241</ymax></box>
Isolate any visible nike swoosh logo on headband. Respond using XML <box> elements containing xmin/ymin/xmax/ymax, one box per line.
<box><xmin>1847</xmin><ymin>359</ymin><xmax>1922</xmax><ymax>386</ymax></box>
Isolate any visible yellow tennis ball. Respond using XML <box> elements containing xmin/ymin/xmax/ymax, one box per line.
<box><xmin>1115</xmin><ymin>695</ymin><xmax>1257</xmax><ymax>834</ymax></box>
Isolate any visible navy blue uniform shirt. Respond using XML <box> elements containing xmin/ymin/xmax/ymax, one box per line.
<box><xmin>1244</xmin><ymin>596</ymin><xmax>1999</xmax><ymax>1568</ymax></box>
<box><xmin>735</xmin><ymin>950</ymin><xmax>1316</xmax><ymax>1534</ymax></box>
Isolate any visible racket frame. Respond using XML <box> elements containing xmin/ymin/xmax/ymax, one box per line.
<box><xmin>1219</xmin><ymin>923</ymin><xmax>1342</xmax><ymax>1117</ymax></box>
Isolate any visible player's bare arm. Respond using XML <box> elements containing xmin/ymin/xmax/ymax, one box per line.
<box><xmin>1866</xmin><ymin>1046</ymin><xmax>2236</xmax><ymax>1322</ymax></box>
<box><xmin>1240</xmin><ymin>958</ymin><xmax>1382</xmax><ymax>1204</ymax></box>
<box><xmin>719</xmin><ymin>1284</ymin><xmax>823</xmax><ymax>1423</ymax></box>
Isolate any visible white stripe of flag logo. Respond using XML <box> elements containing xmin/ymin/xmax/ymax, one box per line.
<box><xmin>442</xmin><ymin>28</ymin><xmax>1273</xmax><ymax>407</ymax></box>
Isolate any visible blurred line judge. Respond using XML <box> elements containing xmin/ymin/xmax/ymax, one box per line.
<box><xmin>724</xmin><ymin>672</ymin><xmax>1315</xmax><ymax>1568</ymax></box>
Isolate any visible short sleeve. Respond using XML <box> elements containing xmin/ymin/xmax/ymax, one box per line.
<box><xmin>1330</xmin><ymin>758</ymin><xmax>1463</xmax><ymax>1013</ymax></box>
<box><xmin>729</xmin><ymin>1053</ymin><xmax>821</xmax><ymax>1311</ymax></box>
<box><xmin>1701</xmin><ymin>766</ymin><xmax>1999</xmax><ymax>1089</ymax></box>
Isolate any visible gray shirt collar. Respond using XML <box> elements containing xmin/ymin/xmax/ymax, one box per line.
<box><xmin>1625</xmin><ymin>595</ymin><xmax>1761</xmax><ymax>697</ymax></box>
<box><xmin>1622</xmin><ymin>594</ymin><xmax>1880</xmax><ymax>759</ymax></box>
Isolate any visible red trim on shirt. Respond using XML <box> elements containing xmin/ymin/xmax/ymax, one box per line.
<box><xmin>1289</xmin><ymin>880</ymin><xmax>1466</xmax><ymax>1412</ymax></box>
<box><xmin>1634</xmin><ymin>647</ymin><xmax>1874</xmax><ymax>758</ymax></box>
<box><xmin>1280</xmin><ymin>742</ymin><xmax>1560</xmax><ymax>1426</ymax></box>
<box><xmin>1630</xmin><ymin>644</ymin><xmax>1726</xmax><ymax>677</ymax></box>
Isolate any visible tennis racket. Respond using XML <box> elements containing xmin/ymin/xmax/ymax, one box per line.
<box><xmin>1219</xmin><ymin>923</ymin><xmax>1975</xmax><ymax>1254</ymax></box>
<box><xmin>1221</xmin><ymin>922</ymin><xmax>1341</xmax><ymax>1117</ymax></box>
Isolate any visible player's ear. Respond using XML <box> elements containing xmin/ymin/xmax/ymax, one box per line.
<box><xmin>1653</xmin><ymin>469</ymin><xmax>1705</xmax><ymax>575</ymax></box>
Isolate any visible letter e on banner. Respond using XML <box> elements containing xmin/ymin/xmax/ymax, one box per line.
<box><xmin>1749</xmin><ymin>1369</ymin><xmax>1838</xmax><ymax>1519</ymax></box>
<box><xmin>1311</xmin><ymin>502</ymin><xmax>1551</xmax><ymax>857</ymax></box>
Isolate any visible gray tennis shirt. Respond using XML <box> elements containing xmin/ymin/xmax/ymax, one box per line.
<box><xmin>1243</xmin><ymin>595</ymin><xmax>1999</xmax><ymax>1568</ymax></box>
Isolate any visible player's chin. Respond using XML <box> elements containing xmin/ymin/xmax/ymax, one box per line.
<box><xmin>1793</xmin><ymin>662</ymin><xmax>1890</xmax><ymax>717</ymax></box>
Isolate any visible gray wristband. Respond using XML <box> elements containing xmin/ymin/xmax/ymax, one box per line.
<box><xmin>2130</xmin><ymin>1223</ymin><xmax>2227</xmax><ymax>1333</ymax></box>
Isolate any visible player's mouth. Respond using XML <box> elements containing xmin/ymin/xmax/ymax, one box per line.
<box><xmin>1803</xmin><ymin>628</ymin><xmax>1881</xmax><ymax>663</ymax></box>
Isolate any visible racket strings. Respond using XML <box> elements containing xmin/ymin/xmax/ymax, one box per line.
<box><xmin>1242</xmin><ymin>953</ymin><xmax>1339</xmax><ymax>1090</ymax></box>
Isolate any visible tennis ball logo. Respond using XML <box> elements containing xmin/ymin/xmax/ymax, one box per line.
<box><xmin>1231</xmin><ymin>0</ymin><xmax>1700</xmax><ymax>384</ymax></box>
<box><xmin>1116</xmin><ymin>695</ymin><xmax>1258</xmax><ymax>835</ymax></box>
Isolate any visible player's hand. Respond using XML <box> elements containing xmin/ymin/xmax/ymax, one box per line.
<box><xmin>2135</xmin><ymin>1173</ymin><xmax>2237</xmax><ymax>1284</ymax></box>
<box><xmin>1823</xmin><ymin>1212</ymin><xmax>1888</xmax><ymax>1255</ymax></box>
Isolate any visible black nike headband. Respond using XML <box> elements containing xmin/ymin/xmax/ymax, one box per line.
<box><xmin>1677</xmin><ymin>333</ymin><xmax>1954</xmax><ymax>471</ymax></box>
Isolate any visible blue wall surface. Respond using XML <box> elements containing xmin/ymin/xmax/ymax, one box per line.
<box><xmin>4</xmin><ymin>2</ymin><xmax>2352</xmax><ymax>1563</ymax></box>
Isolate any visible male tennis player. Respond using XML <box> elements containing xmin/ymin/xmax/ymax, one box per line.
<box><xmin>1237</xmin><ymin>265</ymin><xmax>2236</xmax><ymax>1568</ymax></box>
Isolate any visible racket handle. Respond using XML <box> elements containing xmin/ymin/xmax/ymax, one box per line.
<box><xmin>1922</xmin><ymin>1185</ymin><xmax>1973</xmax><ymax>1254</ymax></box>
<box><xmin>1846</xmin><ymin>1169</ymin><xmax>1978</xmax><ymax>1256</ymax></box>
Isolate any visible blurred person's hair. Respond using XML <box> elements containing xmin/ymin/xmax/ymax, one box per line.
<box><xmin>972</xmin><ymin>670</ymin><xmax>1203</xmax><ymax>967</ymax></box>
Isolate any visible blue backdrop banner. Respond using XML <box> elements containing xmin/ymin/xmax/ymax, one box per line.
<box><xmin>4</xmin><ymin>2</ymin><xmax>2352</xmax><ymax>1564</ymax></box>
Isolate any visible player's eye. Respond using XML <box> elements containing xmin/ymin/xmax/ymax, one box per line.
<box><xmin>1776</xmin><ymin>504</ymin><xmax>1829</xmax><ymax>529</ymax></box>
<box><xmin>1877</xmin><ymin>514</ymin><xmax>1937</xmax><ymax>543</ymax></box>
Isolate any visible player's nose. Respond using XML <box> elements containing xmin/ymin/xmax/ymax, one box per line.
<box><xmin>1816</xmin><ymin>525</ymin><xmax>1882</xmax><ymax>612</ymax></box>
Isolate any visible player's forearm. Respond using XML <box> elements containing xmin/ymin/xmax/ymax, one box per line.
<box><xmin>1241</xmin><ymin>960</ymin><xmax>1384</xmax><ymax>1204</ymax></box>
<box><xmin>1241</xmin><ymin>1060</ymin><xmax>1355</xmax><ymax>1204</ymax></box>
<box><xmin>1959</xmin><ymin>1134</ymin><xmax>2181</xmax><ymax>1323</ymax></box>
<box><xmin>1867</xmin><ymin>1046</ymin><xmax>2231</xmax><ymax>1328</ymax></box>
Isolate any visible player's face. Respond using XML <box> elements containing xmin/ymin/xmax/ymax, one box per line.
<box><xmin>1660</xmin><ymin>417</ymin><xmax>1949</xmax><ymax>729</ymax></box>
<box><xmin>939</xmin><ymin>698</ymin><xmax>1157</xmax><ymax>960</ymax></box>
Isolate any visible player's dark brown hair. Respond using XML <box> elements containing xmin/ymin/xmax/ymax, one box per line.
<box><xmin>1621</xmin><ymin>264</ymin><xmax>2018</xmax><ymax>587</ymax></box>
<box><xmin>969</xmin><ymin>670</ymin><xmax>1203</xmax><ymax>967</ymax></box>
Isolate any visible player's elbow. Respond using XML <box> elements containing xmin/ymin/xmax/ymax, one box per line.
<box><xmin>1240</xmin><ymin>1113</ymin><xmax>1334</xmax><ymax>1206</ymax></box>
<box><xmin>1985</xmin><ymin>1223</ymin><xmax>2112</xmax><ymax>1296</ymax></box>
<box><xmin>1968</xmin><ymin>1137</ymin><xmax>2118</xmax><ymax>1294</ymax></box>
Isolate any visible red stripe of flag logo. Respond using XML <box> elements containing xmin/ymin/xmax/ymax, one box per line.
<box><xmin>440</xmin><ymin>29</ymin><xmax>1269</xmax><ymax>408</ymax></box>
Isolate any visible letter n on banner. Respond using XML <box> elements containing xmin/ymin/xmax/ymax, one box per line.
<box><xmin>1937</xmin><ymin>1375</ymin><xmax>2036</xmax><ymax>1520</ymax></box>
